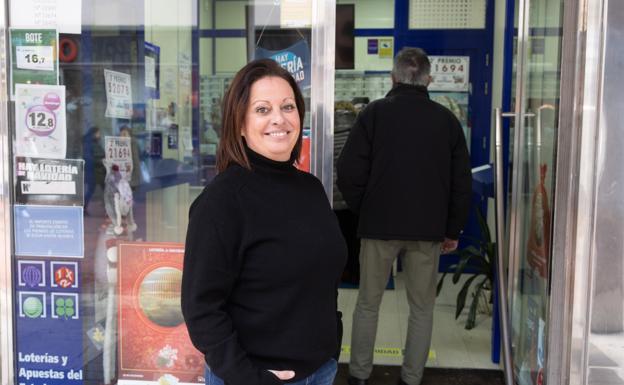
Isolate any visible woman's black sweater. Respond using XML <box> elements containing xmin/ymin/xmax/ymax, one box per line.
<box><xmin>182</xmin><ymin>147</ymin><xmax>347</xmax><ymax>385</ymax></box>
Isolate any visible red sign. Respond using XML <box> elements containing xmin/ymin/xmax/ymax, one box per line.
<box><xmin>526</xmin><ymin>164</ymin><xmax>551</xmax><ymax>279</ymax></box>
<box><xmin>296</xmin><ymin>136</ymin><xmax>311</xmax><ymax>172</ymax></box>
<box><xmin>117</xmin><ymin>242</ymin><xmax>204</xmax><ymax>384</ymax></box>
<box><xmin>54</xmin><ymin>266</ymin><xmax>75</xmax><ymax>288</ymax></box>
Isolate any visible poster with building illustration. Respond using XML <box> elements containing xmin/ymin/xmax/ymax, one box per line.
<box><xmin>15</xmin><ymin>84</ymin><xmax>66</xmax><ymax>159</ymax></box>
<box><xmin>117</xmin><ymin>243</ymin><xmax>204</xmax><ymax>385</ymax></box>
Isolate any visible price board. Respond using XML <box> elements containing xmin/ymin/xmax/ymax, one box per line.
<box><xmin>16</xmin><ymin>46</ymin><xmax>55</xmax><ymax>71</ymax></box>
<box><xmin>15</xmin><ymin>84</ymin><xmax>66</xmax><ymax>159</ymax></box>
<box><xmin>428</xmin><ymin>56</ymin><xmax>470</xmax><ymax>92</ymax></box>
<box><xmin>10</xmin><ymin>29</ymin><xmax>59</xmax><ymax>97</ymax></box>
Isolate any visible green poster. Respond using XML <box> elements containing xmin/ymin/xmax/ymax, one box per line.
<box><xmin>10</xmin><ymin>28</ymin><xmax>59</xmax><ymax>97</ymax></box>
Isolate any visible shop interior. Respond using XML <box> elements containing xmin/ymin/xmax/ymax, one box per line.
<box><xmin>7</xmin><ymin>0</ymin><xmax>563</xmax><ymax>384</ymax></box>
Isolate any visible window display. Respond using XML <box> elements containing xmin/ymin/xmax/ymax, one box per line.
<box><xmin>5</xmin><ymin>0</ymin><xmax>324</xmax><ymax>384</ymax></box>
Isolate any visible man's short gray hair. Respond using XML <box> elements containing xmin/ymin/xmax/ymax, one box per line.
<box><xmin>392</xmin><ymin>47</ymin><xmax>431</xmax><ymax>86</ymax></box>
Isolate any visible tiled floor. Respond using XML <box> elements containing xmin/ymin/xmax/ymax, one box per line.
<box><xmin>338</xmin><ymin>272</ymin><xmax>500</xmax><ymax>370</ymax></box>
<box><xmin>589</xmin><ymin>333</ymin><xmax>624</xmax><ymax>384</ymax></box>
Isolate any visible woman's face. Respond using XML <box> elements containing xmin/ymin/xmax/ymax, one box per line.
<box><xmin>242</xmin><ymin>76</ymin><xmax>300</xmax><ymax>162</ymax></box>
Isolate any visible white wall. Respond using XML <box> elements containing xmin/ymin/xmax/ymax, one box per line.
<box><xmin>337</xmin><ymin>0</ymin><xmax>394</xmax><ymax>29</ymax></box>
<box><xmin>353</xmin><ymin>37</ymin><xmax>393</xmax><ymax>72</ymax></box>
<box><xmin>215</xmin><ymin>38</ymin><xmax>248</xmax><ymax>73</ymax></box>
<box><xmin>215</xmin><ymin>1</ymin><xmax>247</xmax><ymax>29</ymax></box>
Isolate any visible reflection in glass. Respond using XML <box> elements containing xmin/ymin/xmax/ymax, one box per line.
<box><xmin>508</xmin><ymin>1</ymin><xmax>563</xmax><ymax>385</ymax></box>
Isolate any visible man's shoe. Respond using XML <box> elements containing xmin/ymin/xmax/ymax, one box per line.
<box><xmin>347</xmin><ymin>375</ymin><xmax>368</xmax><ymax>385</ymax></box>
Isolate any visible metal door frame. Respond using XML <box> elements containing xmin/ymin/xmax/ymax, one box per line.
<box><xmin>505</xmin><ymin>0</ymin><xmax>532</xmax><ymax>325</ymax></box>
<box><xmin>503</xmin><ymin>0</ymin><xmax>593</xmax><ymax>383</ymax></box>
<box><xmin>545</xmin><ymin>0</ymin><xmax>585</xmax><ymax>383</ymax></box>
<box><xmin>557</xmin><ymin>0</ymin><xmax>623</xmax><ymax>383</ymax></box>
<box><xmin>0</xmin><ymin>0</ymin><xmax>14</xmax><ymax>383</ymax></box>
<box><xmin>502</xmin><ymin>0</ymin><xmax>615</xmax><ymax>383</ymax></box>
<box><xmin>310</xmin><ymin>0</ymin><xmax>336</xmax><ymax>198</ymax></box>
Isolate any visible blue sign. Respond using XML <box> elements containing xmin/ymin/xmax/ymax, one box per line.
<box><xmin>255</xmin><ymin>39</ymin><xmax>311</xmax><ymax>90</ymax></box>
<box><xmin>368</xmin><ymin>39</ymin><xmax>378</xmax><ymax>54</ymax></box>
<box><xmin>14</xmin><ymin>205</ymin><xmax>84</xmax><ymax>258</ymax></box>
<box><xmin>144</xmin><ymin>41</ymin><xmax>160</xmax><ymax>99</ymax></box>
<box><xmin>15</xmin><ymin>259</ymin><xmax>83</xmax><ymax>385</ymax></box>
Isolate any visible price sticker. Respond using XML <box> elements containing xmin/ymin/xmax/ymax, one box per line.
<box><xmin>16</xmin><ymin>46</ymin><xmax>54</xmax><ymax>71</ymax></box>
<box><xmin>25</xmin><ymin>105</ymin><xmax>57</xmax><ymax>136</ymax></box>
<box><xmin>107</xmin><ymin>144</ymin><xmax>130</xmax><ymax>160</ymax></box>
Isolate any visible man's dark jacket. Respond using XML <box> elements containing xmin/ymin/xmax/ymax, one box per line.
<box><xmin>336</xmin><ymin>83</ymin><xmax>472</xmax><ymax>241</ymax></box>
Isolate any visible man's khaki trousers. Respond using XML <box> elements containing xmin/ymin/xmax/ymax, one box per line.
<box><xmin>349</xmin><ymin>238</ymin><xmax>441</xmax><ymax>385</ymax></box>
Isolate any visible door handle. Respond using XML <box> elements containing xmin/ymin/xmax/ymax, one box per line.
<box><xmin>493</xmin><ymin>107</ymin><xmax>515</xmax><ymax>385</ymax></box>
<box><xmin>535</xmin><ymin>104</ymin><xmax>555</xmax><ymax>148</ymax></box>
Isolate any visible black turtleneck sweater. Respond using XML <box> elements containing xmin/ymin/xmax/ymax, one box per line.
<box><xmin>182</xmin><ymin>147</ymin><xmax>347</xmax><ymax>385</ymax></box>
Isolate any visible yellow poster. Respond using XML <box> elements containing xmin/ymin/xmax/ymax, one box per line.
<box><xmin>379</xmin><ymin>38</ymin><xmax>393</xmax><ymax>58</ymax></box>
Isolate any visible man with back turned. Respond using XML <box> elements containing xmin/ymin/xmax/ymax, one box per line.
<box><xmin>337</xmin><ymin>47</ymin><xmax>472</xmax><ymax>385</ymax></box>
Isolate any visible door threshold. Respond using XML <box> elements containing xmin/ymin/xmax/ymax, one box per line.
<box><xmin>335</xmin><ymin>363</ymin><xmax>505</xmax><ymax>385</ymax></box>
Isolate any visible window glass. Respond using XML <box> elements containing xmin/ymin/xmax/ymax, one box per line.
<box><xmin>8</xmin><ymin>0</ymin><xmax>313</xmax><ymax>384</ymax></box>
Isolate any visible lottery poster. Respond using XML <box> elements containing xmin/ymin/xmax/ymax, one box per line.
<box><xmin>15</xmin><ymin>84</ymin><xmax>66</xmax><ymax>159</ymax></box>
<box><xmin>9</xmin><ymin>28</ymin><xmax>59</xmax><ymax>97</ymax></box>
<box><xmin>255</xmin><ymin>39</ymin><xmax>311</xmax><ymax>90</ymax></box>
<box><xmin>104</xmin><ymin>69</ymin><xmax>133</xmax><ymax>119</ymax></box>
<box><xmin>430</xmin><ymin>91</ymin><xmax>470</xmax><ymax>142</ymax></box>
<box><xmin>104</xmin><ymin>136</ymin><xmax>133</xmax><ymax>182</ymax></box>
<box><xmin>378</xmin><ymin>38</ymin><xmax>393</xmax><ymax>58</ymax></box>
<box><xmin>14</xmin><ymin>205</ymin><xmax>84</xmax><ymax>258</ymax></box>
<box><xmin>15</xmin><ymin>157</ymin><xmax>84</xmax><ymax>206</ymax></box>
<box><xmin>14</xmin><ymin>258</ymin><xmax>84</xmax><ymax>385</ymax></box>
<box><xmin>117</xmin><ymin>242</ymin><xmax>204</xmax><ymax>385</ymax></box>
<box><xmin>429</xmin><ymin>56</ymin><xmax>470</xmax><ymax>92</ymax></box>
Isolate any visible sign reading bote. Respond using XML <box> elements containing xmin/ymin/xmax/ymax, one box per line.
<box><xmin>9</xmin><ymin>28</ymin><xmax>59</xmax><ymax>97</ymax></box>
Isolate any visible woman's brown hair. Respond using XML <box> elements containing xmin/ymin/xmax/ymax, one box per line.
<box><xmin>216</xmin><ymin>59</ymin><xmax>305</xmax><ymax>173</ymax></box>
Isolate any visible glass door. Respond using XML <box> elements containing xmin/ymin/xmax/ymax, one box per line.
<box><xmin>506</xmin><ymin>0</ymin><xmax>564</xmax><ymax>384</ymax></box>
<box><xmin>4</xmin><ymin>1</ymin><xmax>335</xmax><ymax>384</ymax></box>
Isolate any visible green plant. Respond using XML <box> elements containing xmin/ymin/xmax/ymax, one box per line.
<box><xmin>436</xmin><ymin>207</ymin><xmax>495</xmax><ymax>329</ymax></box>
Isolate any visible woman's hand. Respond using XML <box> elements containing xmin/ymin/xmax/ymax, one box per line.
<box><xmin>268</xmin><ymin>370</ymin><xmax>295</xmax><ymax>380</ymax></box>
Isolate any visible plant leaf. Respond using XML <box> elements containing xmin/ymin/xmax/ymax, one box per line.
<box><xmin>465</xmin><ymin>278</ymin><xmax>488</xmax><ymax>330</ymax></box>
<box><xmin>455</xmin><ymin>274</ymin><xmax>479</xmax><ymax>319</ymax></box>
<box><xmin>452</xmin><ymin>245</ymin><xmax>489</xmax><ymax>284</ymax></box>
<box><xmin>462</xmin><ymin>245</ymin><xmax>482</xmax><ymax>257</ymax></box>
<box><xmin>436</xmin><ymin>271</ymin><xmax>448</xmax><ymax>296</ymax></box>
<box><xmin>452</xmin><ymin>254</ymin><xmax>474</xmax><ymax>284</ymax></box>
<box><xmin>475</xmin><ymin>207</ymin><xmax>492</xmax><ymax>244</ymax></box>
<box><xmin>436</xmin><ymin>264</ymin><xmax>458</xmax><ymax>296</ymax></box>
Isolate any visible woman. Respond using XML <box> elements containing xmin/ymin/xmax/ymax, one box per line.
<box><xmin>182</xmin><ymin>59</ymin><xmax>347</xmax><ymax>385</ymax></box>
